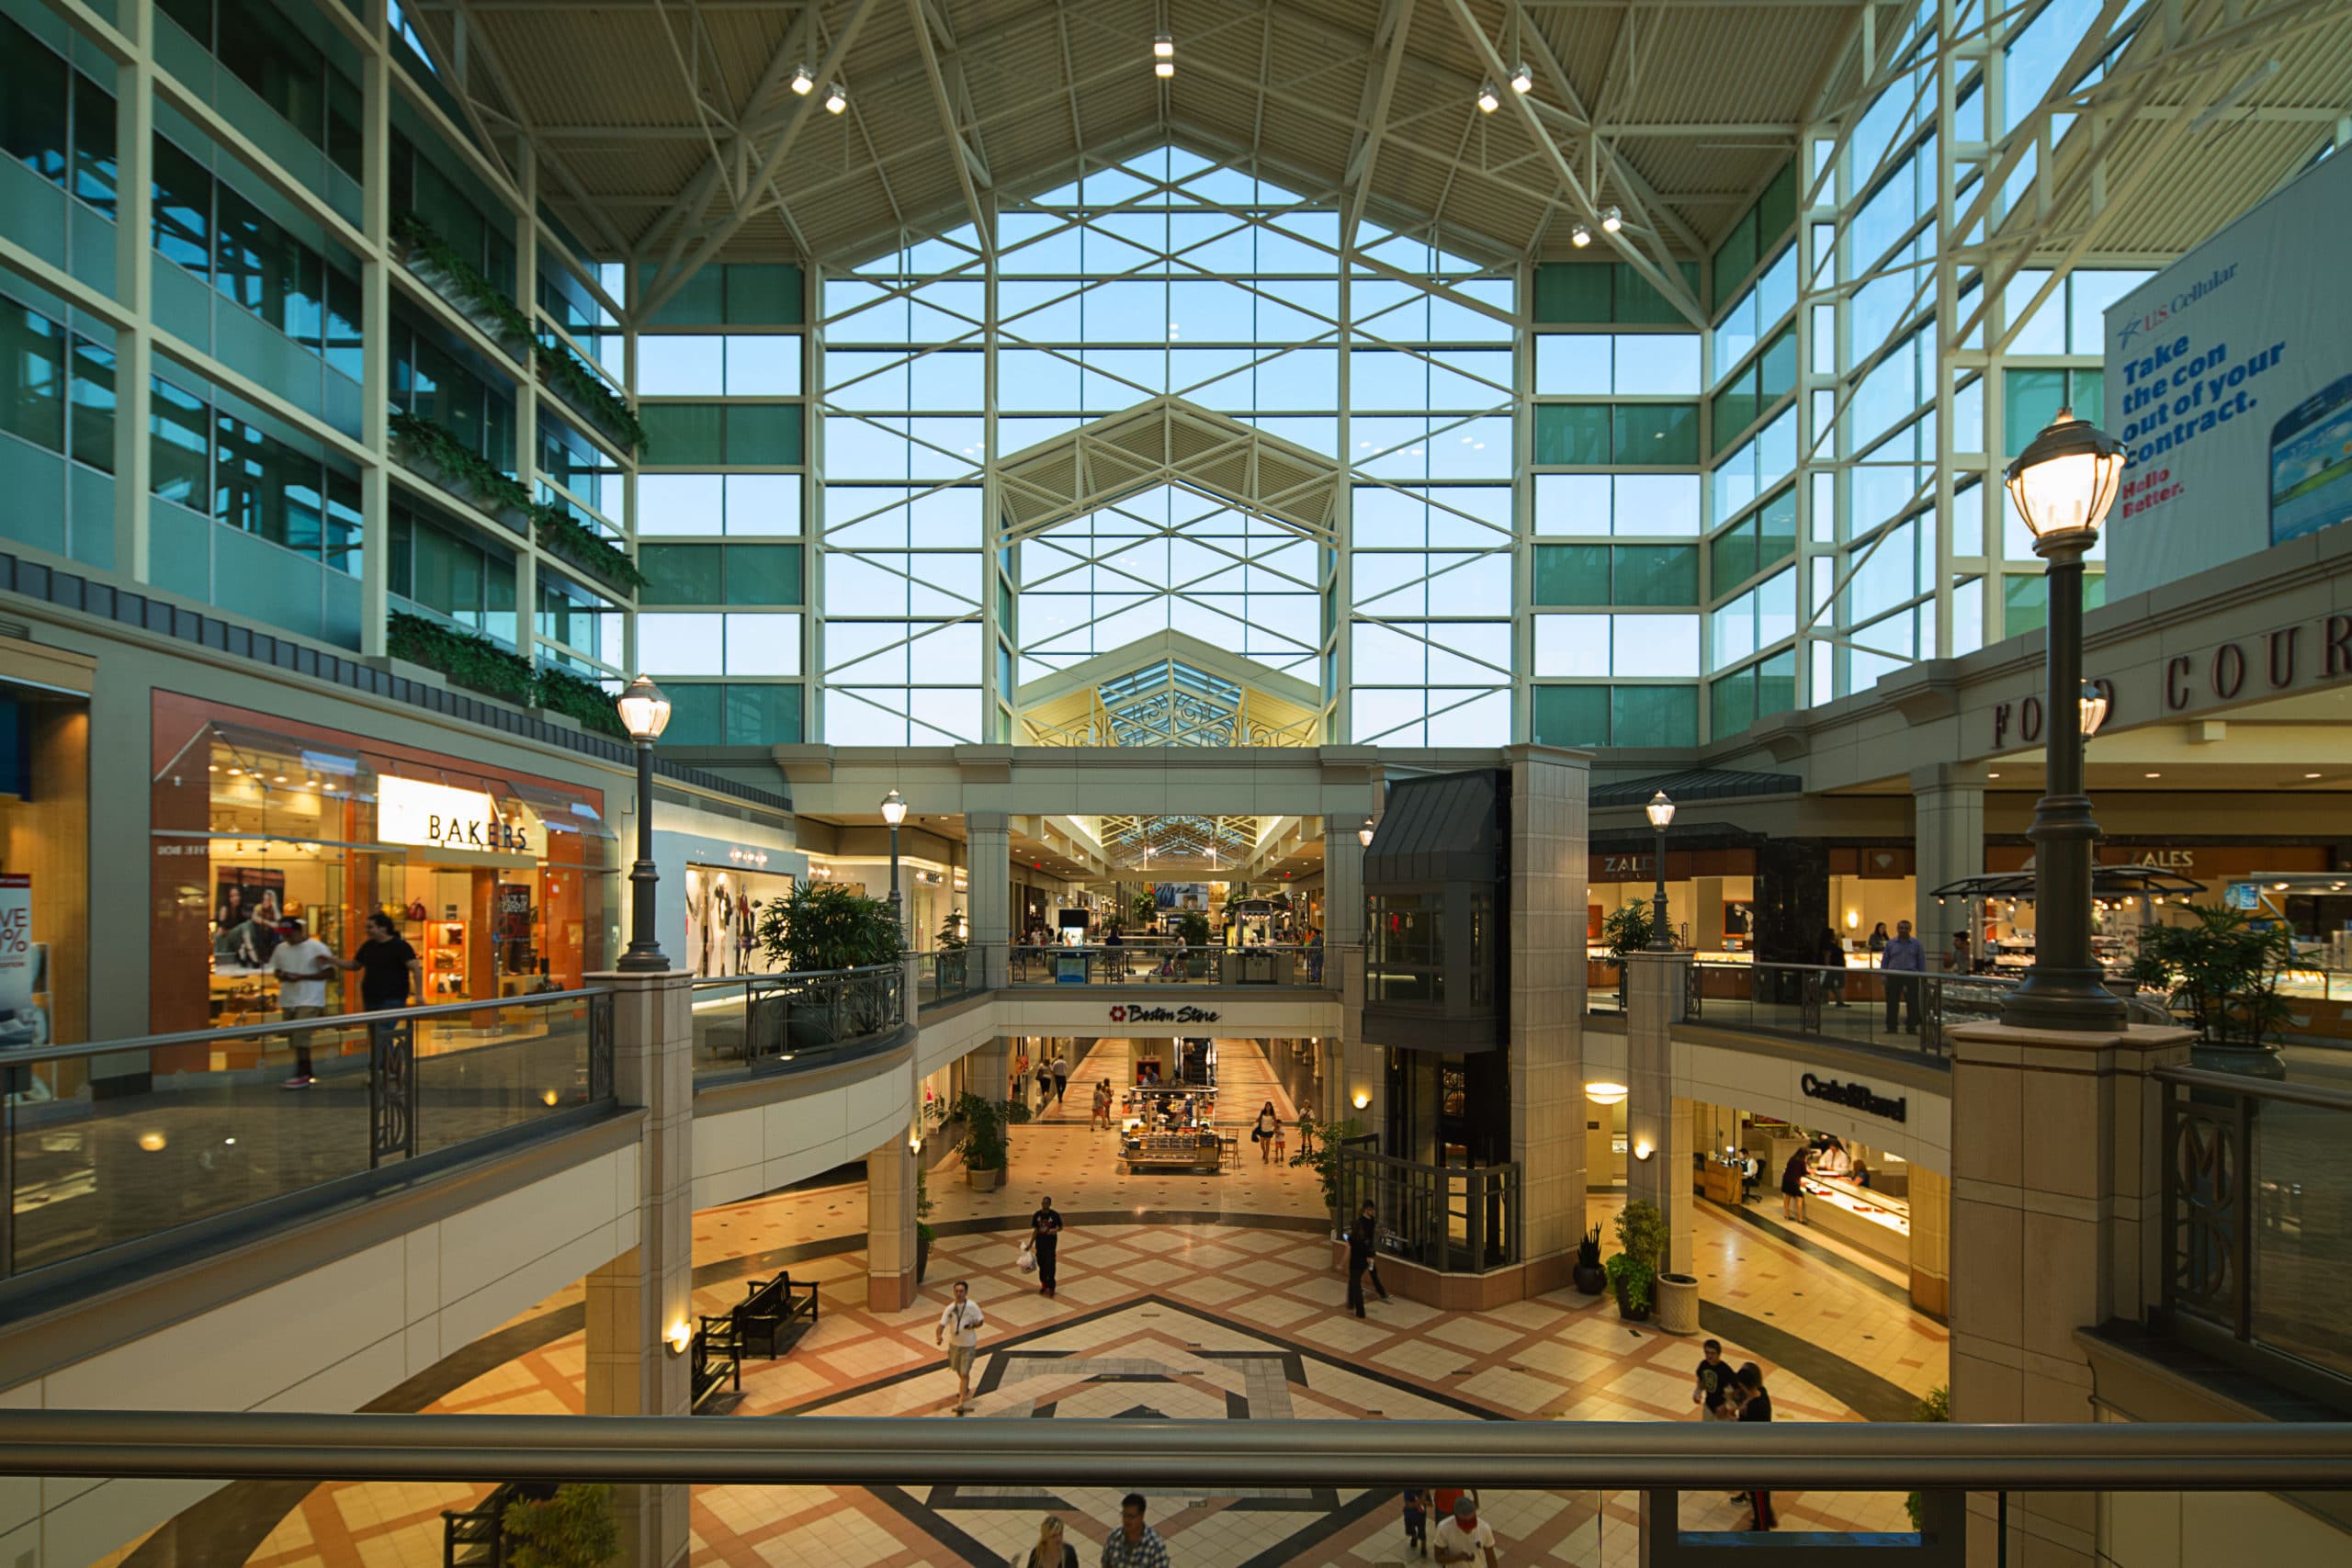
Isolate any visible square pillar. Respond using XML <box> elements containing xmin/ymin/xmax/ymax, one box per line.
<box><xmin>1913</xmin><ymin>763</ymin><xmax>1989</xmax><ymax>961</ymax></box>
<box><xmin>967</xmin><ymin>810</ymin><xmax>1011</xmax><ymax>989</ymax></box>
<box><xmin>866</xmin><ymin>1134</ymin><xmax>920</xmax><ymax>1311</ymax></box>
<box><xmin>1506</xmin><ymin>746</ymin><xmax>1589</xmax><ymax>1276</ymax></box>
<box><xmin>1625</xmin><ymin>951</ymin><xmax>1694</xmax><ymax>1274</ymax></box>
<box><xmin>582</xmin><ymin>969</ymin><xmax>695</xmax><ymax>1568</ymax></box>
<box><xmin>1945</xmin><ymin>1019</ymin><xmax>2193</xmax><ymax>1568</ymax></box>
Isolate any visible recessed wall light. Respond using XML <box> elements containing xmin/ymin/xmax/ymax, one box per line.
<box><xmin>2143</xmin><ymin>772</ymin><xmax>2162</xmax><ymax>779</ymax></box>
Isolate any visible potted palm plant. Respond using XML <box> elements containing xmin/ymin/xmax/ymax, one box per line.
<box><xmin>953</xmin><ymin>1089</ymin><xmax>1029</xmax><ymax>1190</ymax></box>
<box><xmin>756</xmin><ymin>882</ymin><xmax>903</xmax><ymax>1050</ymax></box>
<box><xmin>1573</xmin><ymin>1224</ymin><xmax>1607</xmax><ymax>1295</ymax></box>
<box><xmin>1605</xmin><ymin>1200</ymin><xmax>1667</xmax><ymax>1322</ymax></box>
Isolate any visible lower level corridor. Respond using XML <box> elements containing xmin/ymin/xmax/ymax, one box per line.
<box><xmin>122</xmin><ymin>1044</ymin><xmax>1950</xmax><ymax>1568</ymax></box>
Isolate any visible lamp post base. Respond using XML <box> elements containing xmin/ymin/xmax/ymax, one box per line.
<box><xmin>1998</xmin><ymin>966</ymin><xmax>2125</xmax><ymax>1032</ymax></box>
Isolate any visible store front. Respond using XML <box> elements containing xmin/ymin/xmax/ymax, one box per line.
<box><xmin>0</xmin><ymin>671</ymin><xmax>89</xmax><ymax>1047</ymax></box>
<box><xmin>151</xmin><ymin>694</ymin><xmax>618</xmax><ymax>1032</ymax></box>
<box><xmin>681</xmin><ymin>859</ymin><xmax>795</xmax><ymax>977</ymax></box>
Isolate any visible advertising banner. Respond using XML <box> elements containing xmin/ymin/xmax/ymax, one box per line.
<box><xmin>2103</xmin><ymin>150</ymin><xmax>2352</xmax><ymax>599</ymax></box>
<box><xmin>0</xmin><ymin>872</ymin><xmax>47</xmax><ymax>1046</ymax></box>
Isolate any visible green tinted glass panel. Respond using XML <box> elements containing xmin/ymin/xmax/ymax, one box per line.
<box><xmin>1614</xmin><ymin>262</ymin><xmax>1697</xmax><ymax>326</ymax></box>
<box><xmin>1712</xmin><ymin>213</ymin><xmax>1758</xmax><ymax>312</ymax></box>
<box><xmin>725</xmin><ymin>543</ymin><xmax>802</xmax><ymax>605</ymax></box>
<box><xmin>1759</xmin><ymin>325</ymin><xmax>1799</xmax><ymax>402</ymax></box>
<box><xmin>1757</xmin><ymin>649</ymin><xmax>1797</xmax><ymax>722</ymax></box>
<box><xmin>1611</xmin><ymin>683</ymin><xmax>1697</xmax><ymax>746</ymax></box>
<box><xmin>1532</xmin><ymin>683</ymin><xmax>1610</xmax><ymax>748</ymax></box>
<box><xmin>1758</xmin><ymin>161</ymin><xmax>1797</xmax><ymax>248</ymax></box>
<box><xmin>1535</xmin><ymin>403</ymin><xmax>1611</xmax><ymax>466</ymax></box>
<box><xmin>1612</xmin><ymin>544</ymin><xmax>1698</xmax><ymax>606</ymax></box>
<box><xmin>1711</xmin><ymin>520</ymin><xmax>1758</xmax><ymax>589</ymax></box>
<box><xmin>637</xmin><ymin>265</ymin><xmax>724</xmax><ymax>328</ymax></box>
<box><xmin>1712</xmin><ymin>381</ymin><xmax>1758</xmax><ymax>456</ymax></box>
<box><xmin>659</xmin><ymin>681</ymin><xmax>723</xmax><ymax>745</ymax></box>
<box><xmin>2002</xmin><ymin>572</ymin><xmax>2047</xmax><ymax>636</ymax></box>
<box><xmin>726</xmin><ymin>403</ymin><xmax>802</xmax><ymax>464</ymax></box>
<box><xmin>640</xmin><ymin>542</ymin><xmax>721</xmax><ymax>604</ymax></box>
<box><xmin>1533</xmin><ymin>543</ymin><xmax>1609</xmax><ymax>604</ymax></box>
<box><xmin>1533</xmin><ymin>263</ymin><xmax>1612</xmax><ymax>324</ymax></box>
<box><xmin>2069</xmin><ymin>367</ymin><xmax>2104</xmax><ymax>429</ymax></box>
<box><xmin>1711</xmin><ymin>667</ymin><xmax>1756</xmax><ymax>739</ymax></box>
<box><xmin>2004</xmin><ymin>368</ymin><xmax>2067</xmax><ymax>458</ymax></box>
<box><xmin>723</xmin><ymin>682</ymin><xmax>803</xmax><ymax>743</ymax></box>
<box><xmin>1758</xmin><ymin>486</ymin><xmax>1797</xmax><ymax>571</ymax></box>
<box><xmin>639</xmin><ymin>402</ymin><xmax>723</xmax><ymax>466</ymax></box>
<box><xmin>0</xmin><ymin>303</ymin><xmax>65</xmax><ymax>452</ymax></box>
<box><xmin>725</xmin><ymin>264</ymin><xmax>803</xmax><ymax>325</ymax></box>
<box><xmin>1614</xmin><ymin>402</ymin><xmax>1698</xmax><ymax>465</ymax></box>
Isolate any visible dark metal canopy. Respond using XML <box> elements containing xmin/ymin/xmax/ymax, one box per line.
<box><xmin>1928</xmin><ymin>867</ymin><xmax>2208</xmax><ymax>902</ymax></box>
<box><xmin>1363</xmin><ymin>770</ymin><xmax>1498</xmax><ymax>885</ymax></box>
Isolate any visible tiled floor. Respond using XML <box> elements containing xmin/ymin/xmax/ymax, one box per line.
<box><xmin>157</xmin><ymin>1043</ymin><xmax>1948</xmax><ymax>1568</ymax></box>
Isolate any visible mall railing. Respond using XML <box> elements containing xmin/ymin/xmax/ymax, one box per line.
<box><xmin>2158</xmin><ymin>1065</ymin><xmax>2352</xmax><ymax>1397</ymax></box>
<box><xmin>1337</xmin><ymin>1143</ymin><xmax>1521</xmax><ymax>1273</ymax></box>
<box><xmin>9</xmin><ymin>1410</ymin><xmax>2352</xmax><ymax>1567</ymax></box>
<box><xmin>1007</xmin><ymin>942</ymin><xmax>1330</xmax><ymax>987</ymax></box>
<box><xmin>688</xmin><ymin>964</ymin><xmax>905</xmax><ymax>1078</ymax></box>
<box><xmin>0</xmin><ymin>989</ymin><xmax>614</xmax><ymax>1282</ymax></box>
<box><xmin>910</xmin><ymin>945</ymin><xmax>987</xmax><ymax>1010</ymax></box>
<box><xmin>1683</xmin><ymin>962</ymin><xmax>2014</xmax><ymax>1058</ymax></box>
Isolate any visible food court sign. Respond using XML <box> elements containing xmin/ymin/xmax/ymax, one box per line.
<box><xmin>1991</xmin><ymin>611</ymin><xmax>2352</xmax><ymax>747</ymax></box>
<box><xmin>379</xmin><ymin>777</ymin><xmax>531</xmax><ymax>853</ymax></box>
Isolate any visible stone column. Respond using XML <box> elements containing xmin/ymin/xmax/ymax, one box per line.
<box><xmin>1327</xmin><ymin>814</ymin><xmax>1379</xmax><ymax>1138</ymax></box>
<box><xmin>1945</xmin><ymin>1019</ymin><xmax>2194</xmax><ymax>1567</ymax></box>
<box><xmin>1907</xmin><ymin>1164</ymin><xmax>1951</xmax><ymax>1318</ymax></box>
<box><xmin>866</xmin><ymin>1134</ymin><xmax>921</xmax><ymax>1311</ymax></box>
<box><xmin>1624</xmin><ymin>951</ymin><xmax>1695</xmax><ymax>1273</ymax></box>
<box><xmin>1914</xmin><ymin>763</ymin><xmax>1989</xmax><ymax>961</ymax></box>
<box><xmin>967</xmin><ymin>810</ymin><xmax>1012</xmax><ymax>989</ymax></box>
<box><xmin>1506</xmin><ymin>746</ymin><xmax>1589</xmax><ymax>1281</ymax></box>
<box><xmin>582</xmin><ymin>970</ymin><xmax>695</xmax><ymax>1568</ymax></box>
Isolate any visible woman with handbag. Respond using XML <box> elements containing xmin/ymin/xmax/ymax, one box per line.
<box><xmin>1253</xmin><ymin>1101</ymin><xmax>1282</xmax><ymax>1163</ymax></box>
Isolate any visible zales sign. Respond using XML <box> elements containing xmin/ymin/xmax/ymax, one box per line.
<box><xmin>1993</xmin><ymin>614</ymin><xmax>2352</xmax><ymax>746</ymax></box>
<box><xmin>1801</xmin><ymin>1072</ymin><xmax>1907</xmax><ymax>1124</ymax></box>
<box><xmin>1110</xmin><ymin>1005</ymin><xmax>1221</xmax><ymax>1024</ymax></box>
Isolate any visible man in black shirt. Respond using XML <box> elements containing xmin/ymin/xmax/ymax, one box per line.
<box><xmin>331</xmin><ymin>911</ymin><xmax>423</xmax><ymax>1010</ymax></box>
<box><xmin>1691</xmin><ymin>1338</ymin><xmax>1733</xmax><ymax>1415</ymax></box>
<box><xmin>1030</xmin><ymin>1195</ymin><xmax>1064</xmax><ymax>1297</ymax></box>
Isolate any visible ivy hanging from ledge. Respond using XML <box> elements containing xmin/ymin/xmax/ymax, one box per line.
<box><xmin>390</xmin><ymin>412</ymin><xmax>646</xmax><ymax>597</ymax></box>
<box><xmin>534</xmin><ymin>504</ymin><xmax>650</xmax><ymax>594</ymax></box>
<box><xmin>387</xmin><ymin>610</ymin><xmax>628</xmax><ymax>740</ymax></box>
<box><xmin>390</xmin><ymin>213</ymin><xmax>533</xmax><ymax>348</ymax></box>
<box><xmin>535</xmin><ymin>339</ymin><xmax>649</xmax><ymax>457</ymax></box>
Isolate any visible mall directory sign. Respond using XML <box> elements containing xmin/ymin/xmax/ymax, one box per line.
<box><xmin>2104</xmin><ymin>147</ymin><xmax>2351</xmax><ymax>599</ymax></box>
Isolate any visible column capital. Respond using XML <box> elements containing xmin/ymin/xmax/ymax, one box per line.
<box><xmin>1945</xmin><ymin>1020</ymin><xmax>2196</xmax><ymax>1066</ymax></box>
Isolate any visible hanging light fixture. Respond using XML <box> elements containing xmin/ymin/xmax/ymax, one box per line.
<box><xmin>823</xmin><ymin>82</ymin><xmax>849</xmax><ymax>115</ymax></box>
<box><xmin>1600</xmin><ymin>205</ymin><xmax>1623</xmax><ymax>233</ymax></box>
<box><xmin>1154</xmin><ymin>30</ymin><xmax>1174</xmax><ymax>76</ymax></box>
<box><xmin>1358</xmin><ymin>816</ymin><xmax>1376</xmax><ymax>848</ymax></box>
<box><xmin>1510</xmin><ymin>61</ymin><xmax>1533</xmax><ymax>94</ymax></box>
<box><xmin>1571</xmin><ymin>223</ymin><xmax>1591</xmax><ymax>248</ymax></box>
<box><xmin>789</xmin><ymin>62</ymin><xmax>814</xmax><ymax>95</ymax></box>
<box><xmin>1476</xmin><ymin>82</ymin><xmax>1500</xmax><ymax>113</ymax></box>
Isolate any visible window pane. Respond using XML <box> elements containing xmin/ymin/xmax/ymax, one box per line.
<box><xmin>638</xmin><ymin>612</ymin><xmax>723</xmax><ymax>673</ymax></box>
<box><xmin>1611</xmin><ymin>683</ymin><xmax>1696</xmax><ymax>746</ymax></box>
<box><xmin>725</xmin><ymin>334</ymin><xmax>802</xmax><ymax>395</ymax></box>
<box><xmin>640</xmin><ymin>543</ymin><xmax>721</xmax><ymax>604</ymax></box>
<box><xmin>725</xmin><ymin>614</ymin><xmax>800</xmax><ymax>676</ymax></box>
<box><xmin>1612</xmin><ymin>544</ymin><xmax>1697</xmax><ymax>606</ymax></box>
<box><xmin>1535</xmin><ymin>334</ymin><xmax>1611</xmax><ymax>395</ymax></box>
<box><xmin>1533</xmin><ymin>544</ymin><xmax>1609</xmax><ymax>605</ymax></box>
<box><xmin>635</xmin><ymin>335</ymin><xmax>723</xmax><ymax>397</ymax></box>
<box><xmin>1532</xmin><ymin>683</ymin><xmax>1610</xmax><ymax>747</ymax></box>
<box><xmin>1533</xmin><ymin>613</ymin><xmax>1609</xmax><ymax>676</ymax></box>
<box><xmin>1612</xmin><ymin>334</ymin><xmax>1700</xmax><ymax>396</ymax></box>
<box><xmin>1534</xmin><ymin>403</ymin><xmax>1611</xmax><ymax>466</ymax></box>
<box><xmin>724</xmin><ymin>543</ymin><xmax>803</xmax><ymax>605</ymax></box>
<box><xmin>1611</xmin><ymin>613</ymin><xmax>1699</xmax><ymax>677</ymax></box>
<box><xmin>1614</xmin><ymin>402</ymin><xmax>1699</xmax><ymax>465</ymax></box>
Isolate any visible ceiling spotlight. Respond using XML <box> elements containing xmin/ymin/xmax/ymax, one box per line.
<box><xmin>1600</xmin><ymin>206</ymin><xmax>1623</xmax><ymax>233</ymax></box>
<box><xmin>789</xmin><ymin>63</ymin><xmax>813</xmax><ymax>95</ymax></box>
<box><xmin>1153</xmin><ymin>31</ymin><xmax>1174</xmax><ymax>58</ymax></box>
<box><xmin>1476</xmin><ymin>82</ymin><xmax>1500</xmax><ymax>113</ymax></box>
<box><xmin>1510</xmin><ymin>62</ymin><xmax>1533</xmax><ymax>95</ymax></box>
<box><xmin>824</xmin><ymin>82</ymin><xmax>848</xmax><ymax>114</ymax></box>
<box><xmin>1570</xmin><ymin>223</ymin><xmax>1591</xmax><ymax>248</ymax></box>
<box><xmin>1155</xmin><ymin>58</ymin><xmax>1174</xmax><ymax>78</ymax></box>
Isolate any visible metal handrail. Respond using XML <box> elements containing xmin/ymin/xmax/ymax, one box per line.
<box><xmin>6</xmin><ymin>988</ymin><xmax>615</xmax><ymax>1066</ymax></box>
<box><xmin>2156</xmin><ymin>1065</ymin><xmax>2352</xmax><ymax>1111</ymax></box>
<box><xmin>3</xmin><ymin>1411</ymin><xmax>2350</xmax><ymax>1489</ymax></box>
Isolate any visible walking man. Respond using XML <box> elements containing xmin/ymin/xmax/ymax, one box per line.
<box><xmin>1031</xmin><ymin>1194</ymin><xmax>1064</xmax><ymax>1297</ymax></box>
<box><xmin>1347</xmin><ymin>1199</ymin><xmax>1389</xmax><ymax>1318</ymax></box>
<box><xmin>269</xmin><ymin>918</ymin><xmax>337</xmax><ymax>1088</ymax></box>
<box><xmin>1051</xmin><ymin>1050</ymin><xmax>1070</xmax><ymax>1105</ymax></box>
<box><xmin>1430</xmin><ymin>1495</ymin><xmax>1498</xmax><ymax>1567</ymax></box>
<box><xmin>1881</xmin><ymin>919</ymin><xmax>1927</xmax><ymax>1032</ymax></box>
<box><xmin>1101</xmin><ymin>1494</ymin><xmax>1169</xmax><ymax>1568</ymax></box>
<box><xmin>934</xmin><ymin>1280</ymin><xmax>986</xmax><ymax>1414</ymax></box>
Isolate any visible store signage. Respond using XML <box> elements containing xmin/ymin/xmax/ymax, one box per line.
<box><xmin>1801</xmin><ymin>1072</ymin><xmax>1906</xmax><ymax>1123</ymax></box>
<box><xmin>0</xmin><ymin>874</ymin><xmax>34</xmax><ymax>1013</ymax></box>
<box><xmin>379</xmin><ymin>777</ymin><xmax>531</xmax><ymax>853</ymax></box>
<box><xmin>1991</xmin><ymin>616</ymin><xmax>2352</xmax><ymax>746</ymax></box>
<box><xmin>1110</xmin><ymin>1004</ymin><xmax>1221</xmax><ymax>1024</ymax></box>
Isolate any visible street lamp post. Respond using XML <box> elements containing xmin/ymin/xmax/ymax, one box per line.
<box><xmin>1645</xmin><ymin>790</ymin><xmax>1675</xmax><ymax>951</ymax></box>
<box><xmin>880</xmin><ymin>788</ymin><xmax>908</xmax><ymax>947</ymax></box>
<box><xmin>614</xmin><ymin>676</ymin><xmax>673</xmax><ymax>973</ymax></box>
<box><xmin>2001</xmin><ymin>408</ymin><xmax>2129</xmax><ymax>1032</ymax></box>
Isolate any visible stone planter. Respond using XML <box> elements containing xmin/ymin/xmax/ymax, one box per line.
<box><xmin>965</xmin><ymin>1166</ymin><xmax>1003</xmax><ymax>1191</ymax></box>
<box><xmin>1655</xmin><ymin>1271</ymin><xmax>1701</xmax><ymax>1335</ymax></box>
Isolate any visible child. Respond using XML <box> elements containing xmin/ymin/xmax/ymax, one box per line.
<box><xmin>1401</xmin><ymin>1487</ymin><xmax>1429</xmax><ymax>1557</ymax></box>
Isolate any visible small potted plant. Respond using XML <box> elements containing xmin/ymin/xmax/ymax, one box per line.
<box><xmin>501</xmin><ymin>1482</ymin><xmax>618</xmax><ymax>1568</ymax></box>
<box><xmin>1605</xmin><ymin>1200</ymin><xmax>1666</xmax><ymax>1322</ymax></box>
<box><xmin>952</xmin><ymin>1089</ymin><xmax>1028</xmax><ymax>1190</ymax></box>
<box><xmin>1572</xmin><ymin>1224</ymin><xmax>1607</xmax><ymax>1295</ymax></box>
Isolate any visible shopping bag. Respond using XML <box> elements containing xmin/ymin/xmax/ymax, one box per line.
<box><xmin>1016</xmin><ymin>1241</ymin><xmax>1037</xmax><ymax>1274</ymax></box>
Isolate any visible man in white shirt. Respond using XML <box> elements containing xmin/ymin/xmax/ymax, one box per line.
<box><xmin>269</xmin><ymin>919</ymin><xmax>337</xmax><ymax>1089</ymax></box>
<box><xmin>1432</xmin><ymin>1495</ymin><xmax>1498</xmax><ymax>1567</ymax></box>
<box><xmin>934</xmin><ymin>1280</ymin><xmax>986</xmax><ymax>1414</ymax></box>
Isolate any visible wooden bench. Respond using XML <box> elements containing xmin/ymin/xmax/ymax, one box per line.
<box><xmin>442</xmin><ymin>1482</ymin><xmax>555</xmax><ymax>1568</ymax></box>
<box><xmin>691</xmin><ymin>1314</ymin><xmax>741</xmax><ymax>1409</ymax></box>
<box><xmin>735</xmin><ymin>1272</ymin><xmax>820</xmax><ymax>1358</ymax></box>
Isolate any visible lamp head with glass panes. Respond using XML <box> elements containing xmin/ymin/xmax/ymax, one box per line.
<box><xmin>2079</xmin><ymin>680</ymin><xmax>2109</xmax><ymax>739</ymax></box>
<box><xmin>615</xmin><ymin>675</ymin><xmax>673</xmax><ymax>743</ymax></box>
<box><xmin>880</xmin><ymin>788</ymin><xmax>908</xmax><ymax>828</ymax></box>
<box><xmin>1645</xmin><ymin>790</ymin><xmax>1676</xmax><ymax>829</ymax></box>
<box><xmin>2005</xmin><ymin>408</ymin><xmax>2128</xmax><ymax>561</ymax></box>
